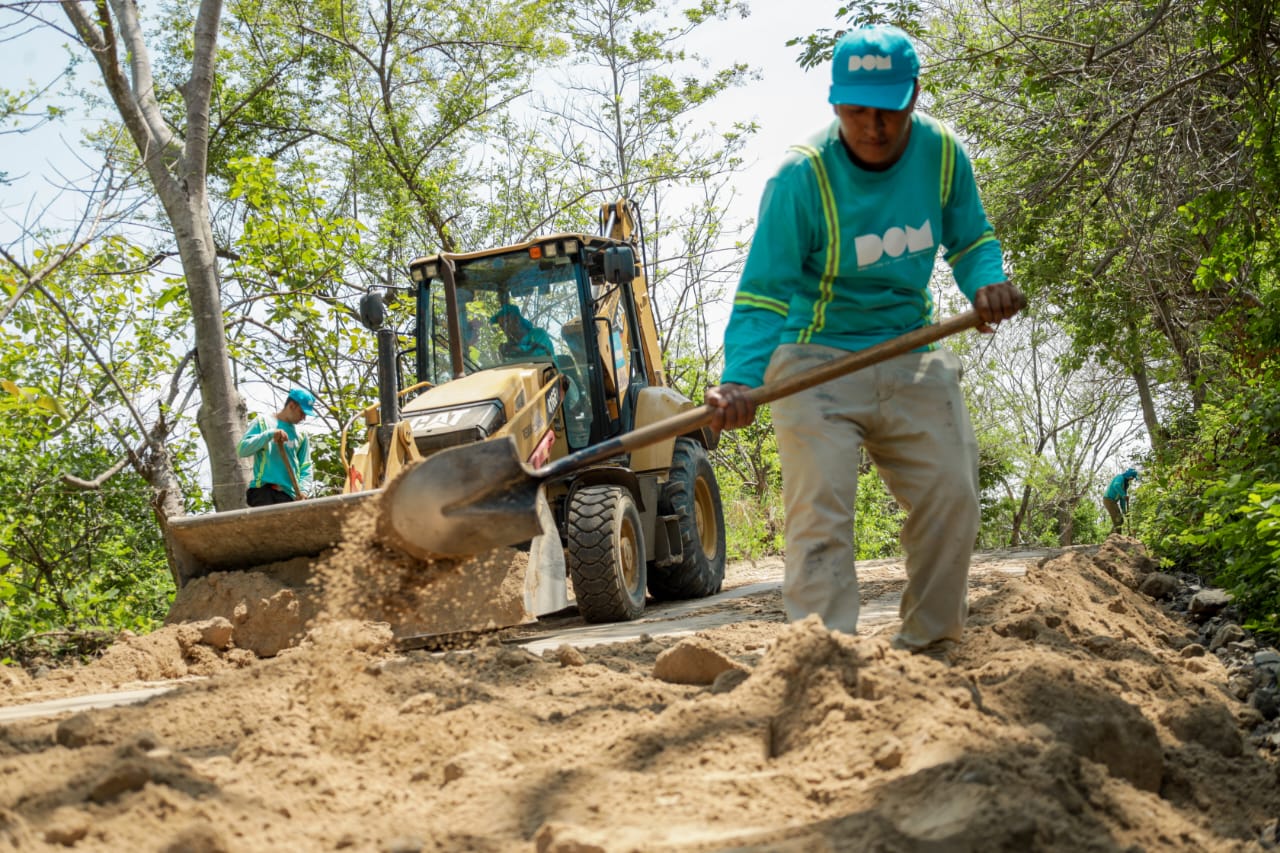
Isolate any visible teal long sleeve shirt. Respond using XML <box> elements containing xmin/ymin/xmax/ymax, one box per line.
<box><xmin>1104</xmin><ymin>472</ymin><xmax>1135</xmax><ymax>511</ymax></box>
<box><xmin>237</xmin><ymin>415</ymin><xmax>312</xmax><ymax>499</ymax></box>
<box><xmin>722</xmin><ymin>113</ymin><xmax>1007</xmax><ymax>387</ymax></box>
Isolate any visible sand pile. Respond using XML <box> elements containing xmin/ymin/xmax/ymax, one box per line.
<box><xmin>0</xmin><ymin>619</ymin><xmax>255</xmax><ymax>705</ymax></box>
<box><xmin>1</xmin><ymin>540</ymin><xmax>1278</xmax><ymax>851</ymax></box>
<box><xmin>2</xmin><ymin>497</ymin><xmax>535</xmax><ymax>705</ymax></box>
<box><xmin>160</xmin><ymin>500</ymin><xmax>535</xmax><ymax>662</ymax></box>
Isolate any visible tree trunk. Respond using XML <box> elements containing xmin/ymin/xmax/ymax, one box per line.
<box><xmin>1009</xmin><ymin>483</ymin><xmax>1032</xmax><ymax>547</ymax></box>
<box><xmin>1131</xmin><ymin>358</ymin><xmax>1165</xmax><ymax>451</ymax></box>
<box><xmin>147</xmin><ymin>443</ymin><xmax>192</xmax><ymax>585</ymax></box>
<box><xmin>61</xmin><ymin>0</ymin><xmax>249</xmax><ymax>510</ymax></box>
<box><xmin>1056</xmin><ymin>503</ymin><xmax>1075</xmax><ymax>547</ymax></box>
<box><xmin>166</xmin><ymin>192</ymin><xmax>249</xmax><ymax>510</ymax></box>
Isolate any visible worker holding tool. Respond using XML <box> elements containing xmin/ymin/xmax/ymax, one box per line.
<box><xmin>1103</xmin><ymin>468</ymin><xmax>1139</xmax><ymax>535</ymax></box>
<box><xmin>238</xmin><ymin>387</ymin><xmax>316</xmax><ymax>507</ymax></box>
<box><xmin>706</xmin><ymin>25</ymin><xmax>1025</xmax><ymax>658</ymax></box>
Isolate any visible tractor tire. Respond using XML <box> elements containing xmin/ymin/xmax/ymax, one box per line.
<box><xmin>566</xmin><ymin>485</ymin><xmax>647</xmax><ymax>622</ymax></box>
<box><xmin>647</xmin><ymin>438</ymin><xmax>726</xmax><ymax>600</ymax></box>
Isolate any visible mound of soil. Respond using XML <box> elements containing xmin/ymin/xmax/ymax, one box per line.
<box><xmin>161</xmin><ymin>500</ymin><xmax>536</xmax><ymax>661</ymax></box>
<box><xmin>1</xmin><ymin>540</ymin><xmax>1278</xmax><ymax>851</ymax></box>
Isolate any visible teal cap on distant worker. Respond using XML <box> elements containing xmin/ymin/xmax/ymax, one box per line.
<box><xmin>829</xmin><ymin>25</ymin><xmax>920</xmax><ymax>110</ymax></box>
<box><xmin>287</xmin><ymin>387</ymin><xmax>316</xmax><ymax>416</ymax></box>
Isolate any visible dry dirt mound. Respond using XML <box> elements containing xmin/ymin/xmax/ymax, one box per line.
<box><xmin>1</xmin><ymin>541</ymin><xmax>1278</xmax><ymax>852</ymax></box>
<box><xmin>0</xmin><ymin>619</ymin><xmax>256</xmax><ymax>705</ymax></box>
<box><xmin>161</xmin><ymin>499</ymin><xmax>535</xmax><ymax>661</ymax></box>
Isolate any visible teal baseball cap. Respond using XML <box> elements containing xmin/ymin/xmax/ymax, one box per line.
<box><xmin>829</xmin><ymin>25</ymin><xmax>920</xmax><ymax>110</ymax></box>
<box><xmin>287</xmin><ymin>387</ymin><xmax>316</xmax><ymax>416</ymax></box>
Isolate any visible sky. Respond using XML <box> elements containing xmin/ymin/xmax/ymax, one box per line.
<box><xmin>0</xmin><ymin>4</ymin><xmax>1148</xmax><ymax>486</ymax></box>
<box><xmin>0</xmin><ymin>2</ymin><xmax>840</xmax><ymax>371</ymax></box>
<box><xmin>682</xmin><ymin>1</ymin><xmax>836</xmax><ymax>212</ymax></box>
<box><xmin>0</xmin><ymin>1</ymin><xmax>841</xmax><ymax>239</ymax></box>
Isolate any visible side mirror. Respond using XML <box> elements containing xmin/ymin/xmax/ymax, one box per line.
<box><xmin>602</xmin><ymin>246</ymin><xmax>636</xmax><ymax>285</ymax></box>
<box><xmin>358</xmin><ymin>292</ymin><xmax>386</xmax><ymax>331</ymax></box>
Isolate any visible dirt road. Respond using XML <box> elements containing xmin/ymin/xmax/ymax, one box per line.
<box><xmin>0</xmin><ymin>548</ymin><xmax>1048</xmax><ymax>722</ymax></box>
<box><xmin>2</xmin><ymin>540</ymin><xmax>1279</xmax><ymax>851</ymax></box>
<box><xmin>500</xmin><ymin>547</ymin><xmax>1050</xmax><ymax>655</ymax></box>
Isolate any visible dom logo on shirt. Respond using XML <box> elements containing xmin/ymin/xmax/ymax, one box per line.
<box><xmin>854</xmin><ymin>220</ymin><xmax>934</xmax><ymax>267</ymax></box>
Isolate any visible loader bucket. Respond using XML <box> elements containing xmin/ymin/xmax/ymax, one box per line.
<box><xmin>164</xmin><ymin>486</ymin><xmax>571</xmax><ymax>646</ymax></box>
<box><xmin>165</xmin><ymin>492</ymin><xmax>377</xmax><ymax>588</ymax></box>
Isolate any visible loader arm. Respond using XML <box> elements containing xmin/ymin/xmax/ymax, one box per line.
<box><xmin>599</xmin><ymin>199</ymin><xmax>665</xmax><ymax>388</ymax></box>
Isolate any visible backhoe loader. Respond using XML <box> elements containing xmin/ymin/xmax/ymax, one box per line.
<box><xmin>164</xmin><ymin>201</ymin><xmax>727</xmax><ymax>639</ymax></box>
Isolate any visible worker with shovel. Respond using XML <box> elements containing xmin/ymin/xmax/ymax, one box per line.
<box><xmin>707</xmin><ymin>25</ymin><xmax>1025</xmax><ymax>659</ymax></box>
<box><xmin>238</xmin><ymin>387</ymin><xmax>316</xmax><ymax>507</ymax></box>
<box><xmin>1103</xmin><ymin>468</ymin><xmax>1139</xmax><ymax>535</ymax></box>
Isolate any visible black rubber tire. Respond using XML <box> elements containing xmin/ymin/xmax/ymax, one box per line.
<box><xmin>647</xmin><ymin>438</ymin><xmax>726</xmax><ymax>600</ymax></box>
<box><xmin>566</xmin><ymin>485</ymin><xmax>647</xmax><ymax>622</ymax></box>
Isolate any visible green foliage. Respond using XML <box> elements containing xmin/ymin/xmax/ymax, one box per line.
<box><xmin>227</xmin><ymin>156</ymin><xmax>367</xmax><ymax>292</ymax></box>
<box><xmin>1072</xmin><ymin>499</ymin><xmax>1107</xmax><ymax>547</ymax></box>
<box><xmin>853</xmin><ymin>468</ymin><xmax>904</xmax><ymax>559</ymax></box>
<box><xmin>479</xmin><ymin>0</ymin><xmax>754</xmax><ymax>389</ymax></box>
<box><xmin>0</xmin><ymin>381</ymin><xmax>70</xmax><ymax>420</ymax></box>
<box><xmin>916</xmin><ymin>0</ymin><xmax>1279</xmax><ymax>425</ymax></box>
<box><xmin>1171</xmin><ymin>478</ymin><xmax>1280</xmax><ymax>639</ymax></box>
<box><xmin>0</xmin><ymin>237</ymin><xmax>188</xmax><ymax>654</ymax></box>
<box><xmin>717</xmin><ymin>463</ymin><xmax>786</xmax><ymax>561</ymax></box>
<box><xmin>785</xmin><ymin>0</ymin><xmax>924</xmax><ymax>70</ymax></box>
<box><xmin>714</xmin><ymin>451</ymin><xmax>907</xmax><ymax>562</ymax></box>
<box><xmin>1146</xmin><ymin>373</ymin><xmax>1280</xmax><ymax>638</ymax></box>
<box><xmin>0</xmin><ymin>434</ymin><xmax>175</xmax><ymax>653</ymax></box>
<box><xmin>709</xmin><ymin>405</ymin><xmax>782</xmax><ymax>561</ymax></box>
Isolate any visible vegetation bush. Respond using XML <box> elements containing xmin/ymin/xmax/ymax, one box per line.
<box><xmin>0</xmin><ymin>397</ymin><xmax>176</xmax><ymax>666</ymax></box>
<box><xmin>1146</xmin><ymin>378</ymin><xmax>1280</xmax><ymax>639</ymax></box>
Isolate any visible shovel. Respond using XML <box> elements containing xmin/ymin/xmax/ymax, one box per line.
<box><xmin>381</xmin><ymin>310</ymin><xmax>984</xmax><ymax>559</ymax></box>
<box><xmin>276</xmin><ymin>440</ymin><xmax>306</xmax><ymax>501</ymax></box>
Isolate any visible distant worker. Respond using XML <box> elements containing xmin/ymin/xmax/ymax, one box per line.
<box><xmin>237</xmin><ymin>387</ymin><xmax>316</xmax><ymax>507</ymax></box>
<box><xmin>706</xmin><ymin>25</ymin><xmax>1025</xmax><ymax>658</ymax></box>
<box><xmin>491</xmin><ymin>303</ymin><xmax>554</xmax><ymax>359</ymax></box>
<box><xmin>1103</xmin><ymin>468</ymin><xmax>1139</xmax><ymax>535</ymax></box>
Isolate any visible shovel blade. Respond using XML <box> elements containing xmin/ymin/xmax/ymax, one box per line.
<box><xmin>380</xmin><ymin>436</ymin><xmax>544</xmax><ymax>559</ymax></box>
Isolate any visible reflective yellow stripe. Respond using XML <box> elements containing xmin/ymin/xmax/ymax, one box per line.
<box><xmin>734</xmin><ymin>291</ymin><xmax>789</xmax><ymax>316</ymax></box>
<box><xmin>946</xmin><ymin>231</ymin><xmax>997</xmax><ymax>267</ymax></box>
<box><xmin>789</xmin><ymin>144</ymin><xmax>838</xmax><ymax>343</ymax></box>
<box><xmin>933</xmin><ymin>121</ymin><xmax>956</xmax><ymax>343</ymax></box>
<box><xmin>940</xmin><ymin>127</ymin><xmax>956</xmax><ymax>207</ymax></box>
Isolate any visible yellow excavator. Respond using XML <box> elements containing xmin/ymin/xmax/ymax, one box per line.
<box><xmin>164</xmin><ymin>200</ymin><xmax>727</xmax><ymax>637</ymax></box>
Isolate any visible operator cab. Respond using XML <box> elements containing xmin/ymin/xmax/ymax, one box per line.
<box><xmin>406</xmin><ymin>236</ymin><xmax>646</xmax><ymax>450</ymax></box>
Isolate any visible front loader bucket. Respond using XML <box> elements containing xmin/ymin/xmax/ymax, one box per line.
<box><xmin>165</xmin><ymin>492</ymin><xmax>377</xmax><ymax>588</ymax></box>
<box><xmin>163</xmin><ymin>487</ymin><xmax>571</xmax><ymax>648</ymax></box>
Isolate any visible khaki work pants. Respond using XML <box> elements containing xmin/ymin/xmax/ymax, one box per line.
<box><xmin>767</xmin><ymin>344</ymin><xmax>981</xmax><ymax>648</ymax></box>
<box><xmin>1103</xmin><ymin>497</ymin><xmax>1125</xmax><ymax>534</ymax></box>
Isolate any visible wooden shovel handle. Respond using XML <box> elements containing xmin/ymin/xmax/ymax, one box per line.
<box><xmin>537</xmin><ymin>311</ymin><xmax>983</xmax><ymax>479</ymax></box>
<box><xmin>276</xmin><ymin>440</ymin><xmax>306</xmax><ymax>500</ymax></box>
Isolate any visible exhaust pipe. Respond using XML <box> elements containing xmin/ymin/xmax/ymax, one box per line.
<box><xmin>376</xmin><ymin>326</ymin><xmax>400</xmax><ymax>459</ymax></box>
